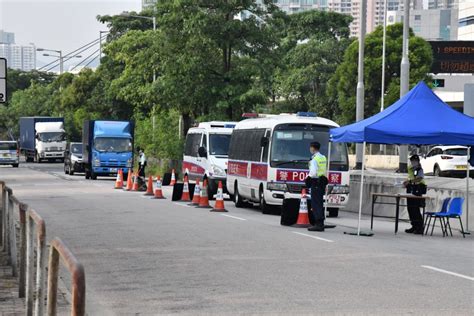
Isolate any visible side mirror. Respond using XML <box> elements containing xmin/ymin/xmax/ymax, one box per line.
<box><xmin>198</xmin><ymin>147</ymin><xmax>207</xmax><ymax>158</ymax></box>
<box><xmin>260</xmin><ymin>137</ymin><xmax>269</xmax><ymax>147</ymax></box>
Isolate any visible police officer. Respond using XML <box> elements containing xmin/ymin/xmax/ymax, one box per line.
<box><xmin>138</xmin><ymin>148</ymin><xmax>147</xmax><ymax>177</ymax></box>
<box><xmin>307</xmin><ymin>142</ymin><xmax>328</xmax><ymax>232</ymax></box>
<box><xmin>403</xmin><ymin>154</ymin><xmax>426</xmax><ymax>235</ymax></box>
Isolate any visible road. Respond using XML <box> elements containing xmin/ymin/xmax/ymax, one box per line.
<box><xmin>1</xmin><ymin>162</ymin><xmax>473</xmax><ymax>315</ymax></box>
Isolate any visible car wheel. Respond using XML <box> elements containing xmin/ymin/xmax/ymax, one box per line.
<box><xmin>327</xmin><ymin>207</ymin><xmax>339</xmax><ymax>218</ymax></box>
<box><xmin>12</xmin><ymin>164</ymin><xmax>19</xmax><ymax>168</ymax></box>
<box><xmin>434</xmin><ymin>165</ymin><xmax>441</xmax><ymax>177</ymax></box>
<box><xmin>259</xmin><ymin>187</ymin><xmax>272</xmax><ymax>214</ymax></box>
<box><xmin>69</xmin><ymin>165</ymin><xmax>74</xmax><ymax>176</ymax></box>
<box><xmin>234</xmin><ymin>182</ymin><xmax>244</xmax><ymax>208</ymax></box>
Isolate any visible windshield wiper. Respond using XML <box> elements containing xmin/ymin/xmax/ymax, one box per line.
<box><xmin>272</xmin><ymin>159</ymin><xmax>308</xmax><ymax>167</ymax></box>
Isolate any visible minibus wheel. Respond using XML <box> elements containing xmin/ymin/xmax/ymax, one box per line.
<box><xmin>234</xmin><ymin>182</ymin><xmax>244</xmax><ymax>208</ymax></box>
<box><xmin>259</xmin><ymin>187</ymin><xmax>271</xmax><ymax>214</ymax></box>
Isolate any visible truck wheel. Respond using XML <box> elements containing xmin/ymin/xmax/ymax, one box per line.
<box><xmin>85</xmin><ymin>171</ymin><xmax>90</xmax><ymax>180</ymax></box>
<box><xmin>91</xmin><ymin>171</ymin><xmax>97</xmax><ymax>180</ymax></box>
<box><xmin>26</xmin><ymin>156</ymin><xmax>33</xmax><ymax>163</ymax></box>
<box><xmin>35</xmin><ymin>153</ymin><xmax>41</xmax><ymax>163</ymax></box>
<box><xmin>327</xmin><ymin>208</ymin><xmax>339</xmax><ymax>218</ymax></box>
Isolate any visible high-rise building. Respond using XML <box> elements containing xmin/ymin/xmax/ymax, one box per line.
<box><xmin>142</xmin><ymin>0</ymin><xmax>157</xmax><ymax>10</ymax></box>
<box><xmin>0</xmin><ymin>30</ymin><xmax>36</xmax><ymax>71</ymax></box>
<box><xmin>458</xmin><ymin>0</ymin><xmax>474</xmax><ymax>40</ymax></box>
<box><xmin>428</xmin><ymin>0</ymin><xmax>458</xmax><ymax>9</ymax></box>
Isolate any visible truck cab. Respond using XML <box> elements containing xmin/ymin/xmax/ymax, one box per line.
<box><xmin>83</xmin><ymin>120</ymin><xmax>134</xmax><ymax>180</ymax></box>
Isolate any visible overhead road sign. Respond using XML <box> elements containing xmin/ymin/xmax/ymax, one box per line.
<box><xmin>429</xmin><ymin>41</ymin><xmax>474</xmax><ymax>74</ymax></box>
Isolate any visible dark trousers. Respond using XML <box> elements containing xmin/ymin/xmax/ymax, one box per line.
<box><xmin>139</xmin><ymin>165</ymin><xmax>146</xmax><ymax>177</ymax></box>
<box><xmin>311</xmin><ymin>181</ymin><xmax>326</xmax><ymax>223</ymax></box>
<box><xmin>407</xmin><ymin>197</ymin><xmax>423</xmax><ymax>229</ymax></box>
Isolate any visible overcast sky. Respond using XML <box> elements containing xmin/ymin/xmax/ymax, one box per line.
<box><xmin>1</xmin><ymin>0</ymin><xmax>141</xmax><ymax>67</ymax></box>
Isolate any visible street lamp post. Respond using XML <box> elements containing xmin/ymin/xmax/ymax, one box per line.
<box><xmin>355</xmin><ymin>0</ymin><xmax>367</xmax><ymax>169</ymax></box>
<box><xmin>37</xmin><ymin>48</ymin><xmax>81</xmax><ymax>74</ymax></box>
<box><xmin>399</xmin><ymin>0</ymin><xmax>410</xmax><ymax>173</ymax></box>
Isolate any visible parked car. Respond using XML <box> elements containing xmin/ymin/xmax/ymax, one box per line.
<box><xmin>64</xmin><ymin>142</ymin><xmax>84</xmax><ymax>175</ymax></box>
<box><xmin>421</xmin><ymin>146</ymin><xmax>474</xmax><ymax>177</ymax></box>
<box><xmin>0</xmin><ymin>141</ymin><xmax>19</xmax><ymax>167</ymax></box>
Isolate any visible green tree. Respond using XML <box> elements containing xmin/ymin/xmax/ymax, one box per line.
<box><xmin>328</xmin><ymin>23</ymin><xmax>433</xmax><ymax>125</ymax></box>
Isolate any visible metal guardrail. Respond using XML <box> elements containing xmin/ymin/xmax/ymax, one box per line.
<box><xmin>1</xmin><ymin>180</ymin><xmax>86</xmax><ymax>315</ymax></box>
<box><xmin>47</xmin><ymin>237</ymin><xmax>86</xmax><ymax>316</ymax></box>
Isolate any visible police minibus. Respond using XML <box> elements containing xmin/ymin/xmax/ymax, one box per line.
<box><xmin>226</xmin><ymin>112</ymin><xmax>349</xmax><ymax>216</ymax></box>
<box><xmin>183</xmin><ymin>121</ymin><xmax>236</xmax><ymax>196</ymax></box>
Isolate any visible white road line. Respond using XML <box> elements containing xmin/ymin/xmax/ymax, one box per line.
<box><xmin>172</xmin><ymin>202</ymin><xmax>192</xmax><ymax>208</ymax></box>
<box><xmin>292</xmin><ymin>231</ymin><xmax>334</xmax><ymax>243</ymax></box>
<box><xmin>421</xmin><ymin>265</ymin><xmax>474</xmax><ymax>281</ymax></box>
<box><xmin>221</xmin><ymin>214</ymin><xmax>247</xmax><ymax>221</ymax></box>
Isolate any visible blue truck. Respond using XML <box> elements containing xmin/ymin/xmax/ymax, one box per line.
<box><xmin>82</xmin><ymin>120</ymin><xmax>134</xmax><ymax>180</ymax></box>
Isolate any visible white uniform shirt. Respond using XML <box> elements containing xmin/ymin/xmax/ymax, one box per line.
<box><xmin>140</xmin><ymin>153</ymin><xmax>147</xmax><ymax>166</ymax></box>
<box><xmin>309</xmin><ymin>152</ymin><xmax>323</xmax><ymax>178</ymax></box>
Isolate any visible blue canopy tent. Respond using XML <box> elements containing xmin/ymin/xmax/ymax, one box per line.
<box><xmin>329</xmin><ymin>81</ymin><xmax>474</xmax><ymax>235</ymax></box>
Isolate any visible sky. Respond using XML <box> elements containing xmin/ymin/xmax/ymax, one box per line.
<box><xmin>0</xmin><ymin>0</ymin><xmax>141</xmax><ymax>69</ymax></box>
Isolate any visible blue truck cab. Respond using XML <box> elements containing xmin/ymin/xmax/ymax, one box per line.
<box><xmin>82</xmin><ymin>120</ymin><xmax>134</xmax><ymax>180</ymax></box>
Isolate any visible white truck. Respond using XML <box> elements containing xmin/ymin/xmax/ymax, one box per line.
<box><xmin>19</xmin><ymin>117</ymin><xmax>66</xmax><ymax>163</ymax></box>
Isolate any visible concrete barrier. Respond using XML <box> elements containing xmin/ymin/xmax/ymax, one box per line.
<box><xmin>349</xmin><ymin>155</ymin><xmax>399</xmax><ymax>169</ymax></box>
<box><xmin>346</xmin><ymin>170</ymin><xmax>474</xmax><ymax>232</ymax></box>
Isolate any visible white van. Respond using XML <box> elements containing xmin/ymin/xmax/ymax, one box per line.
<box><xmin>226</xmin><ymin>112</ymin><xmax>349</xmax><ymax>216</ymax></box>
<box><xmin>183</xmin><ymin>121</ymin><xmax>236</xmax><ymax>196</ymax></box>
<box><xmin>0</xmin><ymin>141</ymin><xmax>20</xmax><ymax>167</ymax></box>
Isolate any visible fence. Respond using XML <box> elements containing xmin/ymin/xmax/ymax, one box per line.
<box><xmin>0</xmin><ymin>180</ymin><xmax>86</xmax><ymax>316</ymax></box>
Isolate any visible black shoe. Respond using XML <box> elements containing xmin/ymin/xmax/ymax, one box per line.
<box><xmin>413</xmin><ymin>228</ymin><xmax>424</xmax><ymax>235</ymax></box>
<box><xmin>405</xmin><ymin>227</ymin><xmax>416</xmax><ymax>234</ymax></box>
<box><xmin>308</xmin><ymin>225</ymin><xmax>325</xmax><ymax>232</ymax></box>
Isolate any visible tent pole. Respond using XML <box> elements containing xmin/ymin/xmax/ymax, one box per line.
<box><xmin>466</xmin><ymin>146</ymin><xmax>470</xmax><ymax>233</ymax></box>
<box><xmin>357</xmin><ymin>142</ymin><xmax>367</xmax><ymax>236</ymax></box>
<box><xmin>325</xmin><ymin>142</ymin><xmax>332</xmax><ymax>218</ymax></box>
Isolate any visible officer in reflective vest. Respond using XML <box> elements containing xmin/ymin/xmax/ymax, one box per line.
<box><xmin>403</xmin><ymin>154</ymin><xmax>426</xmax><ymax>235</ymax></box>
<box><xmin>306</xmin><ymin>141</ymin><xmax>328</xmax><ymax>232</ymax></box>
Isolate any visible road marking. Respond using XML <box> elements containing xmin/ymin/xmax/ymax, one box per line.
<box><xmin>292</xmin><ymin>231</ymin><xmax>334</xmax><ymax>243</ymax></box>
<box><xmin>421</xmin><ymin>265</ymin><xmax>474</xmax><ymax>281</ymax></box>
<box><xmin>220</xmin><ymin>214</ymin><xmax>247</xmax><ymax>221</ymax></box>
<box><xmin>173</xmin><ymin>202</ymin><xmax>192</xmax><ymax>208</ymax></box>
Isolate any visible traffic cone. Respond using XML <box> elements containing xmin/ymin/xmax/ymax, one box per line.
<box><xmin>189</xmin><ymin>179</ymin><xmax>201</xmax><ymax>205</ymax></box>
<box><xmin>114</xmin><ymin>169</ymin><xmax>124</xmax><ymax>189</ymax></box>
<box><xmin>293</xmin><ymin>189</ymin><xmax>311</xmax><ymax>227</ymax></box>
<box><xmin>197</xmin><ymin>179</ymin><xmax>212</xmax><ymax>208</ymax></box>
<box><xmin>144</xmin><ymin>175</ymin><xmax>154</xmax><ymax>196</ymax></box>
<box><xmin>153</xmin><ymin>175</ymin><xmax>165</xmax><ymax>199</ymax></box>
<box><xmin>211</xmin><ymin>181</ymin><xmax>228</xmax><ymax>212</ymax></box>
<box><xmin>170</xmin><ymin>169</ymin><xmax>176</xmax><ymax>186</ymax></box>
<box><xmin>124</xmin><ymin>169</ymin><xmax>133</xmax><ymax>191</ymax></box>
<box><xmin>132</xmin><ymin>171</ymin><xmax>139</xmax><ymax>191</ymax></box>
<box><xmin>180</xmin><ymin>175</ymin><xmax>191</xmax><ymax>201</ymax></box>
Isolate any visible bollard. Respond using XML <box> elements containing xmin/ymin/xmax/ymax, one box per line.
<box><xmin>26</xmin><ymin>209</ymin><xmax>46</xmax><ymax>316</ymax></box>
<box><xmin>19</xmin><ymin>202</ymin><xmax>27</xmax><ymax>298</ymax></box>
<box><xmin>47</xmin><ymin>237</ymin><xmax>86</xmax><ymax>316</ymax></box>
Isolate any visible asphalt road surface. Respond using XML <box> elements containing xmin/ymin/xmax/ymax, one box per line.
<box><xmin>1</xmin><ymin>162</ymin><xmax>473</xmax><ymax>315</ymax></box>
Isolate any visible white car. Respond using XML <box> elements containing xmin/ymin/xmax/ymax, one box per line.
<box><xmin>421</xmin><ymin>146</ymin><xmax>474</xmax><ymax>177</ymax></box>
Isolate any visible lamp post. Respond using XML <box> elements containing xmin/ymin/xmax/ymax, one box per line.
<box><xmin>37</xmin><ymin>48</ymin><xmax>81</xmax><ymax>74</ymax></box>
<box><xmin>399</xmin><ymin>0</ymin><xmax>410</xmax><ymax>173</ymax></box>
<box><xmin>355</xmin><ymin>0</ymin><xmax>367</xmax><ymax>169</ymax></box>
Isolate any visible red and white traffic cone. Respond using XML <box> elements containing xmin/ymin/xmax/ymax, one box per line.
<box><xmin>170</xmin><ymin>169</ymin><xmax>176</xmax><ymax>186</ymax></box>
<box><xmin>197</xmin><ymin>179</ymin><xmax>212</xmax><ymax>209</ymax></box>
<box><xmin>180</xmin><ymin>175</ymin><xmax>191</xmax><ymax>201</ymax></box>
<box><xmin>144</xmin><ymin>175</ymin><xmax>154</xmax><ymax>196</ymax></box>
<box><xmin>293</xmin><ymin>189</ymin><xmax>311</xmax><ymax>227</ymax></box>
<box><xmin>211</xmin><ymin>181</ymin><xmax>228</xmax><ymax>212</ymax></box>
<box><xmin>114</xmin><ymin>169</ymin><xmax>123</xmax><ymax>189</ymax></box>
<box><xmin>189</xmin><ymin>179</ymin><xmax>201</xmax><ymax>206</ymax></box>
<box><xmin>131</xmin><ymin>171</ymin><xmax>139</xmax><ymax>191</ymax></box>
<box><xmin>123</xmin><ymin>169</ymin><xmax>133</xmax><ymax>191</ymax></box>
<box><xmin>153</xmin><ymin>175</ymin><xmax>165</xmax><ymax>199</ymax></box>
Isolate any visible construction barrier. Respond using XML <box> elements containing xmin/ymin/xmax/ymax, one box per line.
<box><xmin>47</xmin><ymin>237</ymin><xmax>86</xmax><ymax>316</ymax></box>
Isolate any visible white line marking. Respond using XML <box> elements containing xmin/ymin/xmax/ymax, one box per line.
<box><xmin>221</xmin><ymin>214</ymin><xmax>247</xmax><ymax>221</ymax></box>
<box><xmin>421</xmin><ymin>265</ymin><xmax>474</xmax><ymax>281</ymax></box>
<box><xmin>173</xmin><ymin>202</ymin><xmax>192</xmax><ymax>208</ymax></box>
<box><xmin>292</xmin><ymin>231</ymin><xmax>334</xmax><ymax>243</ymax></box>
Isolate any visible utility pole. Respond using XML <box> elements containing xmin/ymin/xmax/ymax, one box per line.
<box><xmin>355</xmin><ymin>0</ymin><xmax>367</xmax><ymax>169</ymax></box>
<box><xmin>399</xmin><ymin>0</ymin><xmax>410</xmax><ymax>173</ymax></box>
<box><xmin>59</xmin><ymin>50</ymin><xmax>63</xmax><ymax>75</ymax></box>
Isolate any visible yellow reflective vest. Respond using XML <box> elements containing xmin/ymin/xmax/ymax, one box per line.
<box><xmin>309</xmin><ymin>153</ymin><xmax>327</xmax><ymax>177</ymax></box>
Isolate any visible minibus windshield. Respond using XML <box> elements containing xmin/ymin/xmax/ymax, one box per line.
<box><xmin>209</xmin><ymin>134</ymin><xmax>231</xmax><ymax>156</ymax></box>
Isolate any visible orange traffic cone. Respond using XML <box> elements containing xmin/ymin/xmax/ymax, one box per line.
<box><xmin>211</xmin><ymin>181</ymin><xmax>228</xmax><ymax>212</ymax></box>
<box><xmin>114</xmin><ymin>169</ymin><xmax>124</xmax><ymax>189</ymax></box>
<box><xmin>124</xmin><ymin>169</ymin><xmax>133</xmax><ymax>191</ymax></box>
<box><xmin>153</xmin><ymin>175</ymin><xmax>165</xmax><ymax>199</ymax></box>
<box><xmin>197</xmin><ymin>179</ymin><xmax>212</xmax><ymax>208</ymax></box>
<box><xmin>189</xmin><ymin>179</ymin><xmax>201</xmax><ymax>205</ymax></box>
<box><xmin>293</xmin><ymin>189</ymin><xmax>311</xmax><ymax>227</ymax></box>
<box><xmin>132</xmin><ymin>172</ymin><xmax>139</xmax><ymax>191</ymax></box>
<box><xmin>144</xmin><ymin>176</ymin><xmax>154</xmax><ymax>196</ymax></box>
<box><xmin>170</xmin><ymin>169</ymin><xmax>176</xmax><ymax>186</ymax></box>
<box><xmin>180</xmin><ymin>175</ymin><xmax>191</xmax><ymax>201</ymax></box>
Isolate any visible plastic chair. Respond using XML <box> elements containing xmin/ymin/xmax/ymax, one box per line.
<box><xmin>427</xmin><ymin>197</ymin><xmax>466</xmax><ymax>238</ymax></box>
<box><xmin>424</xmin><ymin>198</ymin><xmax>450</xmax><ymax>236</ymax></box>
